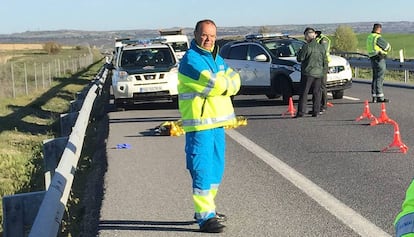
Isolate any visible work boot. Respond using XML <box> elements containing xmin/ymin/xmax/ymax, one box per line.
<box><xmin>194</xmin><ymin>213</ymin><xmax>227</xmax><ymax>222</ymax></box>
<box><xmin>199</xmin><ymin>217</ymin><xmax>226</xmax><ymax>233</ymax></box>
<box><xmin>294</xmin><ymin>112</ymin><xmax>304</xmax><ymax>118</ymax></box>
<box><xmin>215</xmin><ymin>213</ymin><xmax>227</xmax><ymax>222</ymax></box>
<box><xmin>377</xmin><ymin>98</ymin><xmax>390</xmax><ymax>103</ymax></box>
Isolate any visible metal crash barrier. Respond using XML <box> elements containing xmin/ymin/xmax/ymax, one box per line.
<box><xmin>2</xmin><ymin>63</ymin><xmax>110</xmax><ymax>237</ymax></box>
<box><xmin>335</xmin><ymin>51</ymin><xmax>414</xmax><ymax>83</ymax></box>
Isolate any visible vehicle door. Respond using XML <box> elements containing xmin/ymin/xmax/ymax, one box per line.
<box><xmin>224</xmin><ymin>43</ymin><xmax>270</xmax><ymax>86</ymax></box>
<box><xmin>246</xmin><ymin>44</ymin><xmax>271</xmax><ymax>86</ymax></box>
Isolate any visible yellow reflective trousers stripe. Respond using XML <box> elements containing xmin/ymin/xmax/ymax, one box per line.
<box><xmin>193</xmin><ymin>188</ymin><xmax>218</xmax><ymax>219</ymax></box>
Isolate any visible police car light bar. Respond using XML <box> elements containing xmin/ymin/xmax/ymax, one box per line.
<box><xmin>150</xmin><ymin>37</ymin><xmax>168</xmax><ymax>43</ymax></box>
<box><xmin>245</xmin><ymin>33</ymin><xmax>289</xmax><ymax>39</ymax></box>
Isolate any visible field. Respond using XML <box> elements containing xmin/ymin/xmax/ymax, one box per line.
<box><xmin>355</xmin><ymin>33</ymin><xmax>414</xmax><ymax>59</ymax></box>
<box><xmin>0</xmin><ymin>44</ymin><xmax>97</xmax><ymax>98</ymax></box>
<box><xmin>0</xmin><ymin>45</ymin><xmax>104</xmax><ymax>236</ymax></box>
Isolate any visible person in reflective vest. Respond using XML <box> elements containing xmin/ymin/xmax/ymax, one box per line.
<box><xmin>177</xmin><ymin>19</ymin><xmax>240</xmax><ymax>233</ymax></box>
<box><xmin>395</xmin><ymin>179</ymin><xmax>414</xmax><ymax>237</ymax></box>
<box><xmin>315</xmin><ymin>30</ymin><xmax>331</xmax><ymax>113</ymax></box>
<box><xmin>366</xmin><ymin>23</ymin><xmax>391</xmax><ymax>103</ymax></box>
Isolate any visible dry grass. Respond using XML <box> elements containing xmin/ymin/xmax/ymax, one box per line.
<box><xmin>0</xmin><ymin>44</ymin><xmax>43</xmax><ymax>51</ymax></box>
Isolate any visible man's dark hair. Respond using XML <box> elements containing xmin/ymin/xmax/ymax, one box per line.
<box><xmin>303</xmin><ymin>27</ymin><xmax>315</xmax><ymax>35</ymax></box>
<box><xmin>372</xmin><ymin>23</ymin><xmax>382</xmax><ymax>33</ymax></box>
<box><xmin>194</xmin><ymin>19</ymin><xmax>216</xmax><ymax>33</ymax></box>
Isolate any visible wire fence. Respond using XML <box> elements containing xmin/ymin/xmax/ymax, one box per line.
<box><xmin>0</xmin><ymin>54</ymin><xmax>94</xmax><ymax>98</ymax></box>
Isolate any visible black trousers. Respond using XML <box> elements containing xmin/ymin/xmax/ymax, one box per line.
<box><xmin>297</xmin><ymin>75</ymin><xmax>322</xmax><ymax>115</ymax></box>
<box><xmin>321</xmin><ymin>74</ymin><xmax>327</xmax><ymax>109</ymax></box>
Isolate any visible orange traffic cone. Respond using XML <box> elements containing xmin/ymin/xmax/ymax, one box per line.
<box><xmin>327</xmin><ymin>101</ymin><xmax>334</xmax><ymax>107</ymax></box>
<box><xmin>282</xmin><ymin>97</ymin><xmax>296</xmax><ymax>117</ymax></box>
<box><xmin>381</xmin><ymin>119</ymin><xmax>408</xmax><ymax>153</ymax></box>
<box><xmin>370</xmin><ymin>103</ymin><xmax>391</xmax><ymax>126</ymax></box>
<box><xmin>356</xmin><ymin>100</ymin><xmax>376</xmax><ymax>122</ymax></box>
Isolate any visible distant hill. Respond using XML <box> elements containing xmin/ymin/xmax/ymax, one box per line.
<box><xmin>0</xmin><ymin>21</ymin><xmax>412</xmax><ymax>52</ymax></box>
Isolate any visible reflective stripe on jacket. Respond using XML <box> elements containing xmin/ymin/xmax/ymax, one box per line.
<box><xmin>367</xmin><ymin>33</ymin><xmax>391</xmax><ymax>58</ymax></box>
<box><xmin>316</xmin><ymin>34</ymin><xmax>331</xmax><ymax>63</ymax></box>
<box><xmin>178</xmin><ymin>40</ymin><xmax>241</xmax><ymax>132</ymax></box>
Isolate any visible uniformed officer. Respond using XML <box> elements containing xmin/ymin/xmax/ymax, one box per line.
<box><xmin>366</xmin><ymin>23</ymin><xmax>392</xmax><ymax>103</ymax></box>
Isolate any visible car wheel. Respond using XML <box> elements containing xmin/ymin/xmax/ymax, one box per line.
<box><xmin>114</xmin><ymin>99</ymin><xmax>126</xmax><ymax>111</ymax></box>
<box><xmin>332</xmin><ymin>90</ymin><xmax>344</xmax><ymax>99</ymax></box>
<box><xmin>266</xmin><ymin>94</ymin><xmax>276</xmax><ymax>99</ymax></box>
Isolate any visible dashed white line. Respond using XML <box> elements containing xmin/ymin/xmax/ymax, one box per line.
<box><xmin>226</xmin><ymin>129</ymin><xmax>391</xmax><ymax>237</ymax></box>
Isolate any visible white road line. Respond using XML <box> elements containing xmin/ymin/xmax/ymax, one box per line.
<box><xmin>327</xmin><ymin>92</ymin><xmax>360</xmax><ymax>101</ymax></box>
<box><xmin>226</xmin><ymin>129</ymin><xmax>391</xmax><ymax>237</ymax></box>
<box><xmin>343</xmin><ymin>95</ymin><xmax>361</xmax><ymax>101</ymax></box>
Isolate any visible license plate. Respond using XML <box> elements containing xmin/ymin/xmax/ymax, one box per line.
<box><xmin>140</xmin><ymin>86</ymin><xmax>162</xmax><ymax>92</ymax></box>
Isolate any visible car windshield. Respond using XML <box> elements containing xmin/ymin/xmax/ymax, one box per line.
<box><xmin>170</xmin><ymin>42</ymin><xmax>189</xmax><ymax>53</ymax></box>
<box><xmin>120</xmin><ymin>48</ymin><xmax>175</xmax><ymax>68</ymax></box>
<box><xmin>264</xmin><ymin>39</ymin><xmax>304</xmax><ymax>58</ymax></box>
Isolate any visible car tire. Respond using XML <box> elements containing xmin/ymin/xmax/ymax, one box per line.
<box><xmin>266</xmin><ymin>94</ymin><xmax>277</xmax><ymax>99</ymax></box>
<box><xmin>114</xmin><ymin>99</ymin><xmax>126</xmax><ymax>111</ymax></box>
<box><xmin>332</xmin><ymin>90</ymin><xmax>344</xmax><ymax>99</ymax></box>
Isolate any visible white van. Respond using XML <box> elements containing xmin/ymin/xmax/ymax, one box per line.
<box><xmin>159</xmin><ymin>30</ymin><xmax>189</xmax><ymax>60</ymax></box>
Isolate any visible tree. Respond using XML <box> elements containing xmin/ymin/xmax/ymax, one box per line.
<box><xmin>333</xmin><ymin>25</ymin><xmax>358</xmax><ymax>52</ymax></box>
<box><xmin>258</xmin><ymin>26</ymin><xmax>271</xmax><ymax>34</ymax></box>
<box><xmin>43</xmin><ymin>41</ymin><xmax>61</xmax><ymax>54</ymax></box>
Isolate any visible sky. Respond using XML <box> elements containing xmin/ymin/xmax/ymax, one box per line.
<box><xmin>1</xmin><ymin>0</ymin><xmax>413</xmax><ymax>34</ymax></box>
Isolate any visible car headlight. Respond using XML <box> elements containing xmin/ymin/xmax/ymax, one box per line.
<box><xmin>118</xmin><ymin>71</ymin><xmax>130</xmax><ymax>81</ymax></box>
<box><xmin>293</xmin><ymin>64</ymin><xmax>301</xmax><ymax>72</ymax></box>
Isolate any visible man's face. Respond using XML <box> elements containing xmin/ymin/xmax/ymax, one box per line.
<box><xmin>194</xmin><ymin>22</ymin><xmax>217</xmax><ymax>51</ymax></box>
<box><xmin>377</xmin><ymin>27</ymin><xmax>382</xmax><ymax>33</ymax></box>
<box><xmin>304</xmin><ymin>31</ymin><xmax>316</xmax><ymax>42</ymax></box>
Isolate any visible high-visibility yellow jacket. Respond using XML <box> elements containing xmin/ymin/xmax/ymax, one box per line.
<box><xmin>178</xmin><ymin>40</ymin><xmax>241</xmax><ymax>132</ymax></box>
<box><xmin>366</xmin><ymin>32</ymin><xmax>391</xmax><ymax>58</ymax></box>
<box><xmin>316</xmin><ymin>33</ymin><xmax>331</xmax><ymax>63</ymax></box>
<box><xmin>395</xmin><ymin>179</ymin><xmax>414</xmax><ymax>237</ymax></box>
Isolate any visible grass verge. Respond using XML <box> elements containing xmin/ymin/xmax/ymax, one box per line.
<box><xmin>0</xmin><ymin>55</ymin><xmax>107</xmax><ymax>237</ymax></box>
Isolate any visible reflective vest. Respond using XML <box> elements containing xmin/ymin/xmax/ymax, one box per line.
<box><xmin>316</xmin><ymin>34</ymin><xmax>331</xmax><ymax>62</ymax></box>
<box><xmin>178</xmin><ymin>40</ymin><xmax>241</xmax><ymax>132</ymax></box>
<box><xmin>366</xmin><ymin>32</ymin><xmax>390</xmax><ymax>58</ymax></box>
<box><xmin>395</xmin><ymin>179</ymin><xmax>414</xmax><ymax>237</ymax></box>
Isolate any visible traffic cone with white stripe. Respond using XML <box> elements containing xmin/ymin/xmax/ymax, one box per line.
<box><xmin>282</xmin><ymin>97</ymin><xmax>296</xmax><ymax>117</ymax></box>
<box><xmin>356</xmin><ymin>100</ymin><xmax>376</xmax><ymax>122</ymax></box>
<box><xmin>370</xmin><ymin>103</ymin><xmax>391</xmax><ymax>126</ymax></box>
<box><xmin>327</xmin><ymin>101</ymin><xmax>334</xmax><ymax>107</ymax></box>
<box><xmin>381</xmin><ymin>119</ymin><xmax>408</xmax><ymax>153</ymax></box>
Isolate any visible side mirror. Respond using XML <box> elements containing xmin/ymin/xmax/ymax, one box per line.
<box><xmin>254</xmin><ymin>54</ymin><xmax>268</xmax><ymax>62</ymax></box>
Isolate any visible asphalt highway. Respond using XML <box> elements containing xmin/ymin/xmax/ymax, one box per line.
<box><xmin>98</xmin><ymin>81</ymin><xmax>414</xmax><ymax>236</ymax></box>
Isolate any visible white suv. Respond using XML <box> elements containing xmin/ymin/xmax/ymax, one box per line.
<box><xmin>111</xmin><ymin>41</ymin><xmax>178</xmax><ymax>108</ymax></box>
<box><xmin>219</xmin><ymin>33</ymin><xmax>352</xmax><ymax>104</ymax></box>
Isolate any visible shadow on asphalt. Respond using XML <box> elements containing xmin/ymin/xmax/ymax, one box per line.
<box><xmin>98</xmin><ymin>219</ymin><xmax>198</xmax><ymax>232</ymax></box>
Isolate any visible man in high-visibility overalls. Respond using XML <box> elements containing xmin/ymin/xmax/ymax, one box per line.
<box><xmin>366</xmin><ymin>23</ymin><xmax>391</xmax><ymax>103</ymax></box>
<box><xmin>395</xmin><ymin>179</ymin><xmax>414</xmax><ymax>237</ymax></box>
<box><xmin>177</xmin><ymin>19</ymin><xmax>240</xmax><ymax>233</ymax></box>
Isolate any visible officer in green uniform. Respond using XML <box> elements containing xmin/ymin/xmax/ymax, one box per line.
<box><xmin>366</xmin><ymin>23</ymin><xmax>391</xmax><ymax>103</ymax></box>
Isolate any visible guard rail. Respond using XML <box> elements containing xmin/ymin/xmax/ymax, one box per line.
<box><xmin>2</xmin><ymin>63</ymin><xmax>110</xmax><ymax>237</ymax></box>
